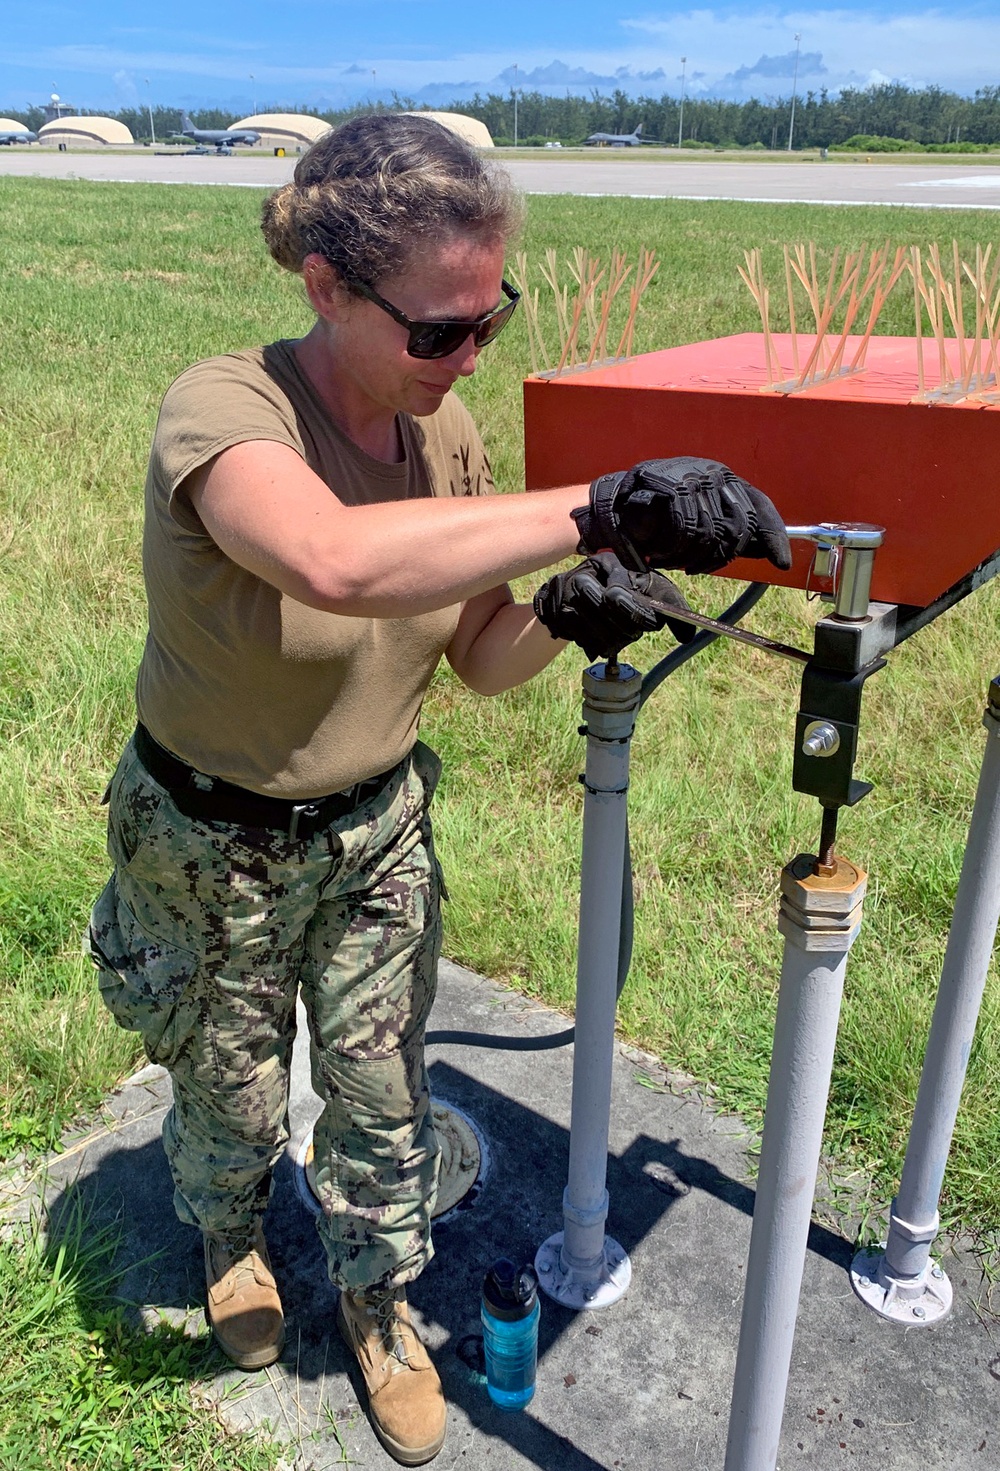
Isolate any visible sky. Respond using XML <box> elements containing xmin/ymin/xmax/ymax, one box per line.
<box><xmin>3</xmin><ymin>4</ymin><xmax>997</xmax><ymax>116</ymax></box>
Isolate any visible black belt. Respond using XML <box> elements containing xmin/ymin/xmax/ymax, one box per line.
<box><xmin>133</xmin><ymin>723</ymin><xmax>404</xmax><ymax>842</ymax></box>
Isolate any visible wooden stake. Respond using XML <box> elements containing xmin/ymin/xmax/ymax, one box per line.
<box><xmin>796</xmin><ymin>246</ymin><xmax>860</xmax><ymax>386</ymax></box>
<box><xmin>540</xmin><ymin>248</ymin><xmax>571</xmax><ymax>355</ymax></box>
<box><xmin>919</xmin><ymin>250</ymin><xmax>945</xmax><ymax>387</ymax></box>
<box><xmin>783</xmin><ymin>245</ymin><xmax>800</xmax><ymax>377</ymax></box>
<box><xmin>554</xmin><ymin>292</ymin><xmax>585</xmax><ymax>376</ymax></box>
<box><xmin>588</xmin><ymin>251</ymin><xmax>631</xmax><ymax>366</ymax></box>
<box><xmin>848</xmin><ymin>243</ymin><xmax>907</xmax><ymax>372</ymax></box>
<box><xmin>738</xmin><ymin>248</ymin><xmax>778</xmax><ymax>381</ymax></box>
<box><xmin>965</xmin><ymin>244</ymin><xmax>985</xmax><ymax>393</ymax></box>
<box><xmin>911</xmin><ymin>246</ymin><xmax>925</xmax><ymax>394</ymax></box>
<box><xmin>615</xmin><ymin>247</ymin><xmax>659</xmax><ymax>360</ymax></box>
<box><xmin>509</xmin><ymin>253</ymin><xmax>542</xmax><ymax>376</ymax></box>
<box><xmin>980</xmin><ymin>249</ymin><xmax>1000</xmax><ymax>386</ymax></box>
<box><xmin>789</xmin><ymin>243</ymin><xmax>823</xmax><ymax>335</ymax></box>
<box><xmin>951</xmin><ymin>239</ymin><xmax>969</xmax><ymax>385</ymax></box>
<box><xmin>823</xmin><ymin>248</ymin><xmax>865</xmax><ymax>378</ymax></box>
<box><xmin>959</xmin><ymin>244</ymin><xmax>1000</xmax><ymax>392</ymax></box>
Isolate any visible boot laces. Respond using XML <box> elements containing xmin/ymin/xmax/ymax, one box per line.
<box><xmin>368</xmin><ymin>1290</ymin><xmax>414</xmax><ymax>1368</ymax></box>
<box><xmin>209</xmin><ymin>1232</ymin><xmax>263</xmax><ymax>1289</ymax></box>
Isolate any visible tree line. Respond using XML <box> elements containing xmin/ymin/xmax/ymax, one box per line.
<box><xmin>460</xmin><ymin>83</ymin><xmax>1000</xmax><ymax>148</ymax></box>
<box><xmin>5</xmin><ymin>83</ymin><xmax>1000</xmax><ymax>149</ymax></box>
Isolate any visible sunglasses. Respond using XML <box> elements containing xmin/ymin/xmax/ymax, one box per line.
<box><xmin>349</xmin><ymin>277</ymin><xmax>520</xmax><ymax>360</ymax></box>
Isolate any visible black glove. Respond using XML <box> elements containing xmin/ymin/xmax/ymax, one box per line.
<box><xmin>533</xmin><ymin>552</ymin><xmax>697</xmax><ymax>660</ymax></box>
<box><xmin>571</xmin><ymin>456</ymin><xmax>792</xmax><ymax>576</ymax></box>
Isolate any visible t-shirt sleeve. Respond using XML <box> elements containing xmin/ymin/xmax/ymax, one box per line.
<box><xmin>151</xmin><ymin>354</ymin><xmax>305</xmax><ymax>524</ymax></box>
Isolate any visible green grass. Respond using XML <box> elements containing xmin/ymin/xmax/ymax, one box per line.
<box><xmin>0</xmin><ymin>1192</ymin><xmax>285</xmax><ymax>1470</ymax></box>
<box><xmin>1</xmin><ymin>176</ymin><xmax>998</xmax><ymax>1259</ymax></box>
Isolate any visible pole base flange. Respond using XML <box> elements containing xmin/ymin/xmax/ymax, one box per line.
<box><xmin>534</xmin><ymin>1232</ymin><xmax>631</xmax><ymax>1309</ymax></box>
<box><xmin>850</xmin><ymin>1248</ymin><xmax>953</xmax><ymax>1325</ymax></box>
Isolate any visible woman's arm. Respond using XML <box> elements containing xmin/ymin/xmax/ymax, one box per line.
<box><xmin>445</xmin><ymin>586</ymin><xmax>568</xmax><ymax>695</ymax></box>
<box><xmin>186</xmin><ymin>440</ymin><xmax>586</xmax><ymax>618</ymax></box>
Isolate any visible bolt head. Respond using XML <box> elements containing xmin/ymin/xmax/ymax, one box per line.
<box><xmin>931</xmin><ymin>1266</ymin><xmax>944</xmax><ymax>1280</ymax></box>
<box><xmin>539</xmin><ymin>1260</ymin><xmax>551</xmax><ymax>1272</ymax></box>
<box><xmin>859</xmin><ymin>1275</ymin><xmax>871</xmax><ymax>1288</ymax></box>
<box><xmin>912</xmin><ymin>1305</ymin><xmax>926</xmax><ymax>1319</ymax></box>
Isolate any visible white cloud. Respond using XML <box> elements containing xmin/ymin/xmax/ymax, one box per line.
<box><xmin>618</xmin><ymin>8</ymin><xmax>997</xmax><ymax>94</ymax></box>
<box><xmin>5</xmin><ymin>10</ymin><xmax>998</xmax><ymax>108</ymax></box>
<box><xmin>112</xmin><ymin>68</ymin><xmax>138</xmax><ymax>104</ymax></box>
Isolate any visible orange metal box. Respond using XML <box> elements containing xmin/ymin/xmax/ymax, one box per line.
<box><xmin>522</xmin><ymin>333</ymin><xmax>1000</xmax><ymax>608</ymax></box>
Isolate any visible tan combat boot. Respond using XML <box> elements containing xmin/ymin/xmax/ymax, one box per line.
<box><xmin>337</xmin><ymin>1285</ymin><xmax>446</xmax><ymax>1466</ymax></box>
<box><xmin>203</xmin><ymin>1223</ymin><xmax>285</xmax><ymax>1369</ymax></box>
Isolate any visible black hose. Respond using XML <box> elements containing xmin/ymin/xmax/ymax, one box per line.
<box><xmin>425</xmin><ymin>584</ymin><xmax>770</xmax><ymax>1052</ymax></box>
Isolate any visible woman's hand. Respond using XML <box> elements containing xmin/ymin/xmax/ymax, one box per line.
<box><xmin>532</xmin><ymin>553</ymin><xmax>696</xmax><ymax>659</ymax></box>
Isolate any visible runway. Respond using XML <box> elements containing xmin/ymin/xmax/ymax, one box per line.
<box><xmin>2</xmin><ymin>147</ymin><xmax>1000</xmax><ymax>210</ymax></box>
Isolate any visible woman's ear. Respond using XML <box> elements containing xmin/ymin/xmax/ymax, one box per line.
<box><xmin>302</xmin><ymin>252</ymin><xmax>350</xmax><ymax>323</ymax></box>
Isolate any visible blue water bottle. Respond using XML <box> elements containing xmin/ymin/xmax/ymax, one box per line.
<box><xmin>481</xmin><ymin>1258</ymin><xmax>540</xmax><ymax>1410</ymax></box>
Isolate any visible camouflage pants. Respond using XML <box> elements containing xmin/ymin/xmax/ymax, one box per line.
<box><xmin>87</xmin><ymin>735</ymin><xmax>444</xmax><ymax>1292</ymax></box>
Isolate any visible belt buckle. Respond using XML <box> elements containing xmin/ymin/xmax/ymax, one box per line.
<box><xmin>288</xmin><ymin>801</ymin><xmax>320</xmax><ymax>842</ymax></box>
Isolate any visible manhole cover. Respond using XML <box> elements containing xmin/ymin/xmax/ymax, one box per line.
<box><xmin>294</xmin><ymin>1100</ymin><xmax>484</xmax><ymax>1220</ymax></box>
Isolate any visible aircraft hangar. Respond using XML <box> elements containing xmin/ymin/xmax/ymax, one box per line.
<box><xmin>401</xmin><ymin>112</ymin><xmax>494</xmax><ymax>148</ymax></box>
<box><xmin>227</xmin><ymin>110</ymin><xmax>493</xmax><ymax>153</ymax></box>
<box><xmin>38</xmin><ymin>117</ymin><xmax>134</xmax><ymax>146</ymax></box>
<box><xmin>230</xmin><ymin>114</ymin><xmax>330</xmax><ymax>150</ymax></box>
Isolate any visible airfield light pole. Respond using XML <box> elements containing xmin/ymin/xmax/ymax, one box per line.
<box><xmin>678</xmin><ymin>57</ymin><xmax>687</xmax><ymax>147</ymax></box>
<box><xmin>513</xmin><ymin>62</ymin><xmax>519</xmax><ymax>148</ymax></box>
<box><xmin>787</xmin><ymin>34</ymin><xmax>801</xmax><ymax>151</ymax></box>
<box><xmin>144</xmin><ymin>78</ymin><xmax>155</xmax><ymax>145</ymax></box>
<box><xmin>250</xmin><ymin>75</ymin><xmax>256</xmax><ymax>116</ymax></box>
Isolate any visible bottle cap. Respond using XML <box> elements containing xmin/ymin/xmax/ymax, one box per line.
<box><xmin>482</xmin><ymin>1258</ymin><xmax>539</xmax><ymax>1321</ymax></box>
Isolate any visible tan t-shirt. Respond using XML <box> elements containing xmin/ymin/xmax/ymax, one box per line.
<box><xmin>136</xmin><ymin>341</ymin><xmax>494</xmax><ymax>798</ymax></box>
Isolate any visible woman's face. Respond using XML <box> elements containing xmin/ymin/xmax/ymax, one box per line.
<box><xmin>319</xmin><ymin>233</ymin><xmax>507</xmax><ymax>419</ymax></box>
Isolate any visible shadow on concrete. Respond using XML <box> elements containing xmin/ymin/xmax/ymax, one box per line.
<box><xmin>40</xmin><ymin>1053</ymin><xmax>853</xmax><ymax>1469</ymax></box>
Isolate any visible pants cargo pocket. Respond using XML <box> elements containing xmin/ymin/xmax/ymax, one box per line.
<box><xmin>87</xmin><ymin>875</ymin><xmax>200</xmax><ymax>1068</ymax></box>
<box><xmin>105</xmin><ymin>739</ymin><xmax>169</xmax><ymax>872</ymax></box>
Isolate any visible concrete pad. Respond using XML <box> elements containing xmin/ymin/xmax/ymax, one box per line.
<box><xmin>14</xmin><ymin>957</ymin><xmax>1000</xmax><ymax>1470</ymax></box>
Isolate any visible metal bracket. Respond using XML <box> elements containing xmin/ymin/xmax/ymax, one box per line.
<box><xmin>793</xmin><ymin>655</ymin><xmax>886</xmax><ymax>808</ymax></box>
<box><xmin>850</xmin><ymin>1247</ymin><xmax>953</xmax><ymax>1325</ymax></box>
<box><xmin>812</xmin><ymin>602</ymin><xmax>899</xmax><ymax>674</ymax></box>
<box><xmin>535</xmin><ymin>1231</ymin><xmax>632</xmax><ymax>1309</ymax></box>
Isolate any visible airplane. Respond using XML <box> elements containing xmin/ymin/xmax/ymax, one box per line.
<box><xmin>179</xmin><ymin>113</ymin><xmax>260</xmax><ymax>150</ymax></box>
<box><xmin>584</xmin><ymin>123</ymin><xmax>647</xmax><ymax>147</ymax></box>
<box><xmin>0</xmin><ymin>127</ymin><xmax>37</xmax><ymax>145</ymax></box>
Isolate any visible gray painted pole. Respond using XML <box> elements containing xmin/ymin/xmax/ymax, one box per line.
<box><xmin>536</xmin><ymin>662</ymin><xmax>639</xmax><ymax>1310</ymax></box>
<box><xmin>852</xmin><ymin>676</ymin><xmax>1000</xmax><ymax>1324</ymax></box>
<box><xmin>724</xmin><ymin>854</ymin><xmax>867</xmax><ymax>1471</ymax></box>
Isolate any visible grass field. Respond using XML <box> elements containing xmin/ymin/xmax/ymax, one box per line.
<box><xmin>1</xmin><ymin>174</ymin><xmax>998</xmax><ymax>1249</ymax></box>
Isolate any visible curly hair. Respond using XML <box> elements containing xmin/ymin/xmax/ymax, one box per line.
<box><xmin>260</xmin><ymin>113</ymin><xmax>522</xmax><ymax>292</ymax></box>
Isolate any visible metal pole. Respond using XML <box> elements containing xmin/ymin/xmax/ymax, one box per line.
<box><xmin>787</xmin><ymin>34</ymin><xmax>801</xmax><ymax>151</ymax></box>
<box><xmin>852</xmin><ymin>676</ymin><xmax>1000</xmax><ymax>1324</ymax></box>
<box><xmin>536</xmin><ymin>662</ymin><xmax>640</xmax><ymax>1309</ymax></box>
<box><xmin>145</xmin><ymin>79</ymin><xmax>155</xmax><ymax>145</ymax></box>
<box><xmin>725</xmin><ymin>853</ymin><xmax>867</xmax><ymax>1471</ymax></box>
<box><xmin>678</xmin><ymin>58</ymin><xmax>687</xmax><ymax>147</ymax></box>
<box><xmin>513</xmin><ymin>63</ymin><xmax>518</xmax><ymax>148</ymax></box>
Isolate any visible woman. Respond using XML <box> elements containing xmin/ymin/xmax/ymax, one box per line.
<box><xmin>88</xmin><ymin>113</ymin><xmax>789</xmax><ymax>1467</ymax></box>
